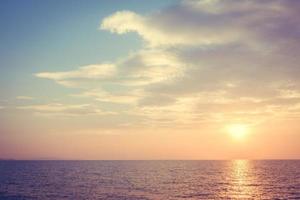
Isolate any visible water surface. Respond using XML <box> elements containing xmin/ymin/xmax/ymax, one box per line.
<box><xmin>0</xmin><ymin>160</ymin><xmax>299</xmax><ymax>199</ymax></box>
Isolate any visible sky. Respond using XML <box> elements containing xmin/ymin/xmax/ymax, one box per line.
<box><xmin>0</xmin><ymin>0</ymin><xmax>299</xmax><ymax>160</ymax></box>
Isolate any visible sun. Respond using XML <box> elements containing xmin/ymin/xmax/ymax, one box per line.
<box><xmin>226</xmin><ymin>124</ymin><xmax>249</xmax><ymax>140</ymax></box>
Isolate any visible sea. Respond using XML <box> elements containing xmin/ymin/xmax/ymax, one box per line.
<box><xmin>0</xmin><ymin>160</ymin><xmax>299</xmax><ymax>199</ymax></box>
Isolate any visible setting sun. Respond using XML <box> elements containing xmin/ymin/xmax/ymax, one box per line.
<box><xmin>227</xmin><ymin>124</ymin><xmax>249</xmax><ymax>140</ymax></box>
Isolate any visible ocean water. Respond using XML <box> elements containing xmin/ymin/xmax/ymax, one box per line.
<box><xmin>0</xmin><ymin>160</ymin><xmax>299</xmax><ymax>200</ymax></box>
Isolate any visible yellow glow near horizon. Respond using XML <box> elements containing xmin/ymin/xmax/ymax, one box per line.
<box><xmin>227</xmin><ymin>124</ymin><xmax>249</xmax><ymax>140</ymax></box>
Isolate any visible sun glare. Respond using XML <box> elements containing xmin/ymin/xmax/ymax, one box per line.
<box><xmin>227</xmin><ymin>124</ymin><xmax>249</xmax><ymax>140</ymax></box>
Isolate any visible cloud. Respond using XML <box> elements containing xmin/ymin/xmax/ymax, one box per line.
<box><xmin>118</xmin><ymin>49</ymin><xmax>185</xmax><ymax>85</ymax></box>
<box><xmin>35</xmin><ymin>64</ymin><xmax>116</xmax><ymax>87</ymax></box>
<box><xmin>16</xmin><ymin>96</ymin><xmax>34</xmax><ymax>100</ymax></box>
<box><xmin>72</xmin><ymin>89</ymin><xmax>141</xmax><ymax>104</ymax></box>
<box><xmin>18</xmin><ymin>103</ymin><xmax>115</xmax><ymax>117</ymax></box>
<box><xmin>138</xmin><ymin>94</ymin><xmax>176</xmax><ymax>107</ymax></box>
<box><xmin>100</xmin><ymin>0</ymin><xmax>300</xmax><ymax>48</ymax></box>
<box><xmin>34</xmin><ymin>0</ymin><xmax>300</xmax><ymax>126</ymax></box>
<box><xmin>100</xmin><ymin>9</ymin><xmax>238</xmax><ymax>47</ymax></box>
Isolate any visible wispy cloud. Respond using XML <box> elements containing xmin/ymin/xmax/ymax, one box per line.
<box><xmin>71</xmin><ymin>89</ymin><xmax>141</xmax><ymax>104</ymax></box>
<box><xmin>16</xmin><ymin>96</ymin><xmax>34</xmax><ymax>100</ymax></box>
<box><xmin>18</xmin><ymin>103</ymin><xmax>116</xmax><ymax>117</ymax></box>
<box><xmin>35</xmin><ymin>64</ymin><xmax>117</xmax><ymax>87</ymax></box>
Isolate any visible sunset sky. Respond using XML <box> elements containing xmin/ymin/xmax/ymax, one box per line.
<box><xmin>1</xmin><ymin>0</ymin><xmax>299</xmax><ymax>160</ymax></box>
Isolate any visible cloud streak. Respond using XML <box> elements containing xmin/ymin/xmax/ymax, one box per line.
<box><xmin>35</xmin><ymin>64</ymin><xmax>116</xmax><ymax>87</ymax></box>
<box><xmin>16</xmin><ymin>96</ymin><xmax>34</xmax><ymax>100</ymax></box>
<box><xmin>18</xmin><ymin>103</ymin><xmax>116</xmax><ymax>117</ymax></box>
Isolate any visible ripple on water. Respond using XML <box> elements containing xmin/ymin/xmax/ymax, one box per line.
<box><xmin>0</xmin><ymin>160</ymin><xmax>299</xmax><ymax>200</ymax></box>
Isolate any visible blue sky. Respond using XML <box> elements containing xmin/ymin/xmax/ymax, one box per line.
<box><xmin>0</xmin><ymin>0</ymin><xmax>175</xmax><ymax>101</ymax></box>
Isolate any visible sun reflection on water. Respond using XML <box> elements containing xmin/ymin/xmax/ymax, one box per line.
<box><xmin>228</xmin><ymin>160</ymin><xmax>262</xmax><ymax>199</ymax></box>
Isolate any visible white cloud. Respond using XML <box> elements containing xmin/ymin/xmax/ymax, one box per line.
<box><xmin>100</xmin><ymin>10</ymin><xmax>180</xmax><ymax>47</ymax></box>
<box><xmin>35</xmin><ymin>64</ymin><xmax>116</xmax><ymax>87</ymax></box>
<box><xmin>100</xmin><ymin>9</ymin><xmax>238</xmax><ymax>47</ymax></box>
<box><xmin>118</xmin><ymin>49</ymin><xmax>185</xmax><ymax>85</ymax></box>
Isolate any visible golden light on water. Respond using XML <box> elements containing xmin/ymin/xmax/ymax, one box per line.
<box><xmin>231</xmin><ymin>160</ymin><xmax>253</xmax><ymax>198</ymax></box>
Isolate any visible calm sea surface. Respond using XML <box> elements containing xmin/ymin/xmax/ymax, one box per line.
<box><xmin>0</xmin><ymin>160</ymin><xmax>299</xmax><ymax>199</ymax></box>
